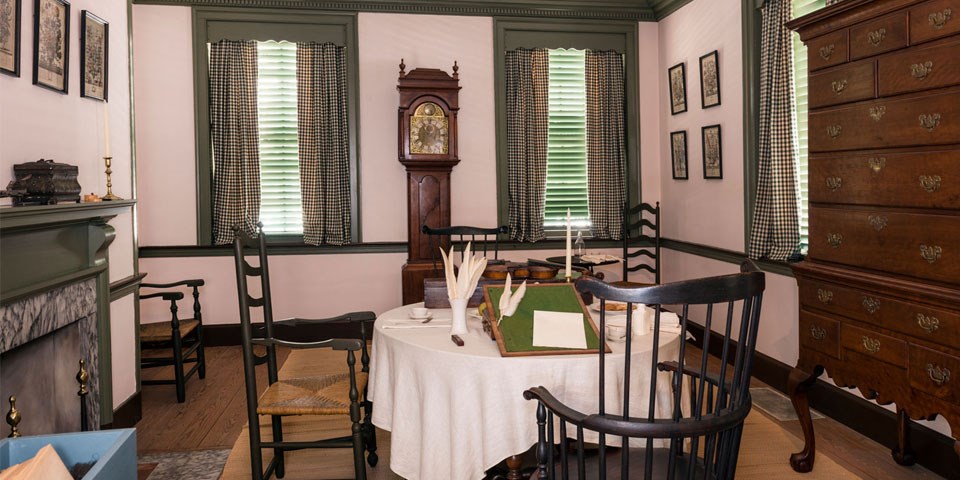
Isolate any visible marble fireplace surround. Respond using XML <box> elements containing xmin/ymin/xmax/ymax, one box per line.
<box><xmin>0</xmin><ymin>279</ymin><xmax>100</xmax><ymax>430</ymax></box>
<box><xmin>0</xmin><ymin>200</ymin><xmax>136</xmax><ymax>428</ymax></box>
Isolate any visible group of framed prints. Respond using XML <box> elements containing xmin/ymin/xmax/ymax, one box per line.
<box><xmin>0</xmin><ymin>0</ymin><xmax>108</xmax><ymax>101</ymax></box>
<box><xmin>668</xmin><ymin>50</ymin><xmax>722</xmax><ymax>180</ymax></box>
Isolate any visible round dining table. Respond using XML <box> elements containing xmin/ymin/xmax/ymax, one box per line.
<box><xmin>368</xmin><ymin>302</ymin><xmax>685</xmax><ymax>480</ymax></box>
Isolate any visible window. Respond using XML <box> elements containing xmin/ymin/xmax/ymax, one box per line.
<box><xmin>495</xmin><ymin>19</ymin><xmax>639</xmax><ymax>240</ymax></box>
<box><xmin>256</xmin><ymin>41</ymin><xmax>302</xmax><ymax>234</ymax></box>
<box><xmin>545</xmin><ymin>48</ymin><xmax>589</xmax><ymax>229</ymax></box>
<box><xmin>792</xmin><ymin>0</ymin><xmax>826</xmax><ymax>253</ymax></box>
<box><xmin>193</xmin><ymin>10</ymin><xmax>358</xmax><ymax>246</ymax></box>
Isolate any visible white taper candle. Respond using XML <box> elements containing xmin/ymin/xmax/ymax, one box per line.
<box><xmin>103</xmin><ymin>106</ymin><xmax>111</xmax><ymax>158</ymax></box>
<box><xmin>565</xmin><ymin>208</ymin><xmax>572</xmax><ymax>278</ymax></box>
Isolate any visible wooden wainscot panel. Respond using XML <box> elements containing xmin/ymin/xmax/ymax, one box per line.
<box><xmin>808</xmin><ymin>206</ymin><xmax>960</xmax><ymax>285</ymax></box>
<box><xmin>800</xmin><ymin>310</ymin><xmax>841</xmax><ymax>358</ymax></box>
<box><xmin>850</xmin><ymin>10</ymin><xmax>910</xmax><ymax>60</ymax></box>
<box><xmin>878</xmin><ymin>37</ymin><xmax>960</xmax><ymax>96</ymax></box>
<box><xmin>810</xmin><ymin>59</ymin><xmax>877</xmax><ymax>108</ymax></box>
<box><xmin>909</xmin><ymin>343</ymin><xmax>960</xmax><ymax>402</ymax></box>
<box><xmin>909</xmin><ymin>0</ymin><xmax>960</xmax><ymax>44</ymax></box>
<box><xmin>809</xmin><ymin>90</ymin><xmax>960</xmax><ymax>151</ymax></box>
<box><xmin>841</xmin><ymin>324</ymin><xmax>908</xmax><ymax>367</ymax></box>
<box><xmin>808</xmin><ymin>30</ymin><xmax>850</xmax><ymax>71</ymax></box>
<box><xmin>808</xmin><ymin>148</ymin><xmax>960</xmax><ymax>209</ymax></box>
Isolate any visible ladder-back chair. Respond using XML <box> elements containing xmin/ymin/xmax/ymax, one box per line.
<box><xmin>615</xmin><ymin>202</ymin><xmax>661</xmax><ymax>287</ymax></box>
<box><xmin>139</xmin><ymin>279</ymin><xmax>206</xmax><ymax>403</ymax></box>
<box><xmin>422</xmin><ymin>224</ymin><xmax>508</xmax><ymax>274</ymax></box>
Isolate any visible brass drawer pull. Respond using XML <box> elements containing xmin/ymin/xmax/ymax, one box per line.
<box><xmin>861</xmin><ymin>336</ymin><xmax>881</xmax><ymax>353</ymax></box>
<box><xmin>869</xmin><ymin>106</ymin><xmax>886</xmax><ymax>122</ymax></box>
<box><xmin>917</xmin><ymin>313</ymin><xmax>940</xmax><ymax>333</ymax></box>
<box><xmin>911</xmin><ymin>61</ymin><xmax>934</xmax><ymax>80</ymax></box>
<box><xmin>920</xmin><ymin>244</ymin><xmax>942</xmax><ymax>264</ymax></box>
<box><xmin>919</xmin><ymin>113</ymin><xmax>941</xmax><ymax>132</ymax></box>
<box><xmin>868</xmin><ymin>215</ymin><xmax>888</xmax><ymax>231</ymax></box>
<box><xmin>820</xmin><ymin>44</ymin><xmax>835</xmax><ymax>60</ymax></box>
<box><xmin>827</xmin><ymin>125</ymin><xmax>842</xmax><ymax>138</ymax></box>
<box><xmin>919</xmin><ymin>174</ymin><xmax>941</xmax><ymax>193</ymax></box>
<box><xmin>862</xmin><ymin>296</ymin><xmax>881</xmax><ymax>314</ymax></box>
<box><xmin>827</xmin><ymin>233</ymin><xmax>843</xmax><ymax>248</ymax></box>
<box><xmin>929</xmin><ymin>9</ymin><xmax>953</xmax><ymax>30</ymax></box>
<box><xmin>810</xmin><ymin>325</ymin><xmax>827</xmax><ymax>340</ymax></box>
<box><xmin>832</xmin><ymin>79</ymin><xmax>848</xmax><ymax>95</ymax></box>
<box><xmin>826</xmin><ymin>177</ymin><xmax>842</xmax><ymax>191</ymax></box>
<box><xmin>867</xmin><ymin>157</ymin><xmax>886</xmax><ymax>173</ymax></box>
<box><xmin>868</xmin><ymin>28</ymin><xmax>887</xmax><ymax>47</ymax></box>
<box><xmin>817</xmin><ymin>288</ymin><xmax>834</xmax><ymax>304</ymax></box>
<box><xmin>927</xmin><ymin>364</ymin><xmax>951</xmax><ymax>385</ymax></box>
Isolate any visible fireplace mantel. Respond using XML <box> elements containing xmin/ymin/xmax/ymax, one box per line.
<box><xmin>0</xmin><ymin>200</ymin><xmax>135</xmax><ymax>428</ymax></box>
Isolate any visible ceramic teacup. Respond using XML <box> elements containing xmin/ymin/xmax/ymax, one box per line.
<box><xmin>411</xmin><ymin>307</ymin><xmax>430</xmax><ymax>318</ymax></box>
<box><xmin>605</xmin><ymin>324</ymin><xmax>628</xmax><ymax>343</ymax></box>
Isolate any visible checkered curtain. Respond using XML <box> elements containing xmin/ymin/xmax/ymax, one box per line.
<box><xmin>748</xmin><ymin>0</ymin><xmax>802</xmax><ymax>261</ymax></box>
<box><xmin>210</xmin><ymin>40</ymin><xmax>260</xmax><ymax>245</ymax></box>
<box><xmin>297</xmin><ymin>42</ymin><xmax>351</xmax><ymax>246</ymax></box>
<box><xmin>505</xmin><ymin>48</ymin><xmax>550</xmax><ymax>243</ymax></box>
<box><xmin>585</xmin><ymin>50</ymin><xmax>626</xmax><ymax>240</ymax></box>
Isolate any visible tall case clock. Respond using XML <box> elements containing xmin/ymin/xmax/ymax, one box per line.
<box><xmin>397</xmin><ymin>60</ymin><xmax>461</xmax><ymax>304</ymax></box>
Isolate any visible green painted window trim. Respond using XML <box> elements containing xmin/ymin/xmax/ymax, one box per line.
<box><xmin>493</xmin><ymin>18</ymin><xmax>640</xmax><ymax>240</ymax></box>
<box><xmin>191</xmin><ymin>7</ymin><xmax>361</xmax><ymax>246</ymax></box>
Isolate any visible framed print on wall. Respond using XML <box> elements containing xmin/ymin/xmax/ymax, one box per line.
<box><xmin>699</xmin><ymin>50</ymin><xmax>720</xmax><ymax>108</ymax></box>
<box><xmin>670</xmin><ymin>130</ymin><xmax>688</xmax><ymax>179</ymax></box>
<box><xmin>80</xmin><ymin>11</ymin><xmax>107</xmax><ymax>101</ymax></box>
<box><xmin>702</xmin><ymin>124</ymin><xmax>723</xmax><ymax>179</ymax></box>
<box><xmin>0</xmin><ymin>0</ymin><xmax>20</xmax><ymax>76</ymax></box>
<box><xmin>32</xmin><ymin>0</ymin><xmax>69</xmax><ymax>93</ymax></box>
<box><xmin>668</xmin><ymin>63</ymin><xmax>686</xmax><ymax>115</ymax></box>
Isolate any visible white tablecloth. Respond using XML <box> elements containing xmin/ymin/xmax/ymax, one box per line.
<box><xmin>368</xmin><ymin>303</ymin><xmax>685</xmax><ymax>480</ymax></box>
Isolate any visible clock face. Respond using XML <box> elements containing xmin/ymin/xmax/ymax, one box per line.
<box><xmin>410</xmin><ymin>102</ymin><xmax>449</xmax><ymax>155</ymax></box>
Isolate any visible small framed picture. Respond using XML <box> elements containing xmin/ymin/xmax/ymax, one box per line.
<box><xmin>699</xmin><ymin>50</ymin><xmax>720</xmax><ymax>108</ymax></box>
<box><xmin>702</xmin><ymin>124</ymin><xmax>723</xmax><ymax>179</ymax></box>
<box><xmin>32</xmin><ymin>0</ymin><xmax>69</xmax><ymax>93</ymax></box>
<box><xmin>668</xmin><ymin>62</ymin><xmax>687</xmax><ymax>115</ymax></box>
<box><xmin>0</xmin><ymin>0</ymin><xmax>20</xmax><ymax>76</ymax></box>
<box><xmin>80</xmin><ymin>11</ymin><xmax>107</xmax><ymax>101</ymax></box>
<box><xmin>670</xmin><ymin>130</ymin><xmax>688</xmax><ymax>180</ymax></box>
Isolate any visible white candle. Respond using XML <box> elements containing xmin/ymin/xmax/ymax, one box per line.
<box><xmin>103</xmin><ymin>106</ymin><xmax>111</xmax><ymax>158</ymax></box>
<box><xmin>565</xmin><ymin>208</ymin><xmax>572</xmax><ymax>278</ymax></box>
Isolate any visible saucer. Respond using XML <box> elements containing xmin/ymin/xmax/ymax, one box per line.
<box><xmin>408</xmin><ymin>311</ymin><xmax>433</xmax><ymax>320</ymax></box>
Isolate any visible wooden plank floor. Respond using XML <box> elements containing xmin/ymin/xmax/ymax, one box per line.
<box><xmin>136</xmin><ymin>346</ymin><xmax>940</xmax><ymax>478</ymax></box>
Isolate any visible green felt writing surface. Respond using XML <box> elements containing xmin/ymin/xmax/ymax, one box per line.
<box><xmin>486</xmin><ymin>283</ymin><xmax>601</xmax><ymax>353</ymax></box>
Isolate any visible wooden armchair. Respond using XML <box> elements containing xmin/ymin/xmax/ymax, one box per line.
<box><xmin>139</xmin><ymin>279</ymin><xmax>206</xmax><ymax>403</ymax></box>
<box><xmin>524</xmin><ymin>261</ymin><xmax>765</xmax><ymax>479</ymax></box>
<box><xmin>232</xmin><ymin>224</ymin><xmax>377</xmax><ymax>480</ymax></box>
<box><xmin>422</xmin><ymin>224</ymin><xmax>508</xmax><ymax>275</ymax></box>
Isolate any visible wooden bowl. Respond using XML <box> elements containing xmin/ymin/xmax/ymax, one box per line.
<box><xmin>510</xmin><ymin>265</ymin><xmax>530</xmax><ymax>279</ymax></box>
<box><xmin>482</xmin><ymin>265</ymin><xmax>509</xmax><ymax>280</ymax></box>
<box><xmin>528</xmin><ymin>266</ymin><xmax>559</xmax><ymax>280</ymax></box>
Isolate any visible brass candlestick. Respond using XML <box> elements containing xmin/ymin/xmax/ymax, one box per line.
<box><xmin>6</xmin><ymin>395</ymin><xmax>21</xmax><ymax>438</ymax></box>
<box><xmin>102</xmin><ymin>156</ymin><xmax>122</xmax><ymax>201</ymax></box>
<box><xmin>77</xmin><ymin>359</ymin><xmax>90</xmax><ymax>432</ymax></box>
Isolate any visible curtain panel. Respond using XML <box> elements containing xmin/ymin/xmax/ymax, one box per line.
<box><xmin>210</xmin><ymin>40</ymin><xmax>261</xmax><ymax>245</ymax></box>
<box><xmin>585</xmin><ymin>50</ymin><xmax>626</xmax><ymax>240</ymax></box>
<box><xmin>505</xmin><ymin>48</ymin><xmax>550</xmax><ymax>243</ymax></box>
<box><xmin>297</xmin><ymin>42</ymin><xmax>351</xmax><ymax>246</ymax></box>
<box><xmin>748</xmin><ymin>0</ymin><xmax>801</xmax><ymax>261</ymax></box>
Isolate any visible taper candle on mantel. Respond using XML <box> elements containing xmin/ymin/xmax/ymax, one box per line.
<box><xmin>565</xmin><ymin>208</ymin><xmax>572</xmax><ymax>282</ymax></box>
<box><xmin>101</xmin><ymin>106</ymin><xmax>122</xmax><ymax>201</ymax></box>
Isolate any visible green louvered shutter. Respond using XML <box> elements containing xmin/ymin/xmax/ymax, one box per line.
<box><xmin>544</xmin><ymin>48</ymin><xmax>590</xmax><ymax>230</ymax></box>
<box><xmin>257</xmin><ymin>41</ymin><xmax>303</xmax><ymax>234</ymax></box>
<box><xmin>792</xmin><ymin>0</ymin><xmax>826</xmax><ymax>253</ymax></box>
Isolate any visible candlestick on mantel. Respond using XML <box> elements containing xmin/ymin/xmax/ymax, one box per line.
<box><xmin>565</xmin><ymin>208</ymin><xmax>572</xmax><ymax>281</ymax></box>
<box><xmin>101</xmin><ymin>156</ymin><xmax>122</xmax><ymax>201</ymax></box>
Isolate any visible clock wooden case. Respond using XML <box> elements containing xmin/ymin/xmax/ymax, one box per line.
<box><xmin>397</xmin><ymin>60</ymin><xmax>462</xmax><ymax>304</ymax></box>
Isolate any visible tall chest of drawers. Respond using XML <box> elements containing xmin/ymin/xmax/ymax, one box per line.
<box><xmin>786</xmin><ymin>0</ymin><xmax>960</xmax><ymax>472</ymax></box>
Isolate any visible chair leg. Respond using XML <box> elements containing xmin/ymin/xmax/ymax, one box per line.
<box><xmin>352</xmin><ymin>415</ymin><xmax>367</xmax><ymax>480</ymax></box>
<box><xmin>272</xmin><ymin>415</ymin><xmax>285</xmax><ymax>478</ymax></box>
<box><xmin>248</xmin><ymin>414</ymin><xmax>264</xmax><ymax>480</ymax></box>
<box><xmin>171</xmin><ymin>330</ymin><xmax>186</xmax><ymax>404</ymax></box>
<box><xmin>197</xmin><ymin>336</ymin><xmax>207</xmax><ymax>380</ymax></box>
<box><xmin>363</xmin><ymin>400</ymin><xmax>378</xmax><ymax>467</ymax></box>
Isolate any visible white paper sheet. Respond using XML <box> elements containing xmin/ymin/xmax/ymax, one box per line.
<box><xmin>532</xmin><ymin>310</ymin><xmax>588</xmax><ymax>349</ymax></box>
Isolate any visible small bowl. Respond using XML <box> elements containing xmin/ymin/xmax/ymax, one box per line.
<box><xmin>482</xmin><ymin>265</ymin><xmax>509</xmax><ymax>280</ymax></box>
<box><xmin>510</xmin><ymin>265</ymin><xmax>530</xmax><ymax>279</ymax></box>
<box><xmin>528</xmin><ymin>266</ymin><xmax>558</xmax><ymax>279</ymax></box>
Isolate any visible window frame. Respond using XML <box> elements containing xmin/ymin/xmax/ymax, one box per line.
<box><xmin>493</xmin><ymin>18</ymin><xmax>640</xmax><ymax>239</ymax></box>
<box><xmin>192</xmin><ymin>7</ymin><xmax>361</xmax><ymax>246</ymax></box>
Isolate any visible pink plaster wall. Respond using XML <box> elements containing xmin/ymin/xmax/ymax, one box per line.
<box><xmin>0</xmin><ymin>0</ymin><xmax>138</xmax><ymax>407</ymax></box>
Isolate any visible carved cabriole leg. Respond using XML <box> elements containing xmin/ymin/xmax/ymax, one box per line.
<box><xmin>789</xmin><ymin>365</ymin><xmax>824</xmax><ymax>473</ymax></box>
<box><xmin>891</xmin><ymin>408</ymin><xmax>917</xmax><ymax>466</ymax></box>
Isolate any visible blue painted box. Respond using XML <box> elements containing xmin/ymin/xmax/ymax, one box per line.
<box><xmin>0</xmin><ymin>429</ymin><xmax>136</xmax><ymax>479</ymax></box>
